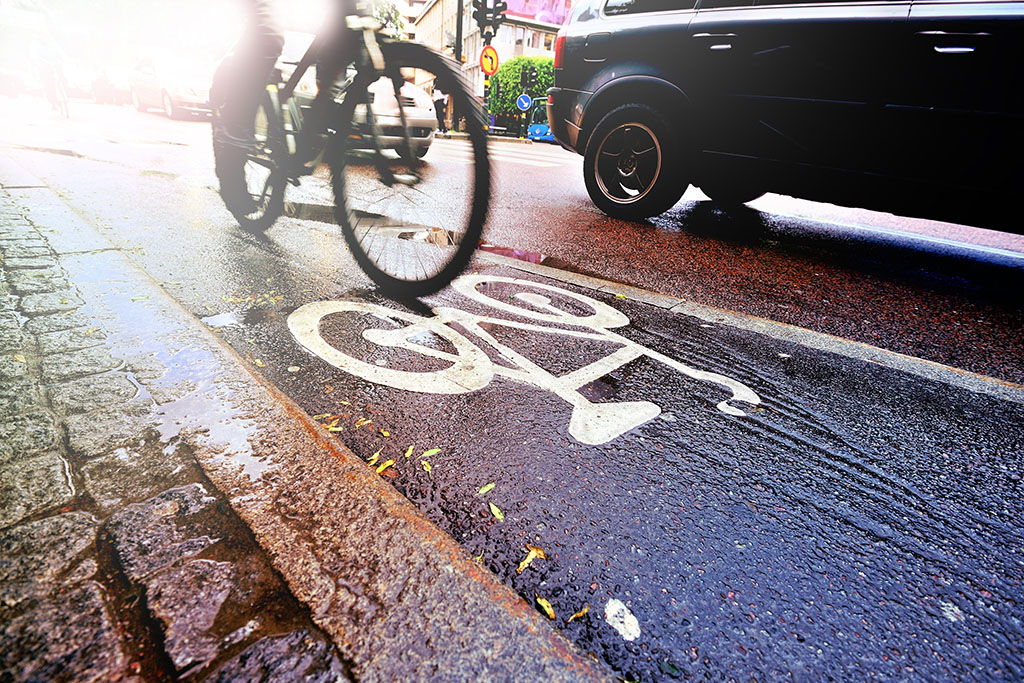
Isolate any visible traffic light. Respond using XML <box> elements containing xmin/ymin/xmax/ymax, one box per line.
<box><xmin>472</xmin><ymin>0</ymin><xmax>487</xmax><ymax>30</ymax></box>
<box><xmin>521</xmin><ymin>67</ymin><xmax>528</xmax><ymax>90</ymax></box>
<box><xmin>492</xmin><ymin>0</ymin><xmax>508</xmax><ymax>28</ymax></box>
<box><xmin>473</xmin><ymin>0</ymin><xmax>508</xmax><ymax>46</ymax></box>
<box><xmin>528</xmin><ymin>66</ymin><xmax>538</xmax><ymax>94</ymax></box>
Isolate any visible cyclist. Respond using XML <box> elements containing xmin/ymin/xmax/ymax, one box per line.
<box><xmin>211</xmin><ymin>0</ymin><xmax>285</xmax><ymax>214</ymax></box>
<box><xmin>213</xmin><ymin>0</ymin><xmax>363</xmax><ymax>213</ymax></box>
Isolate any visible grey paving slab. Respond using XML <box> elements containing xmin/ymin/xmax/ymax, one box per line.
<box><xmin>0</xmin><ymin>512</ymin><xmax>97</xmax><ymax>610</ymax></box>
<box><xmin>48</xmin><ymin>371</ymin><xmax>137</xmax><ymax>415</ymax></box>
<box><xmin>0</xmin><ymin>452</ymin><xmax>74</xmax><ymax>528</ymax></box>
<box><xmin>0</xmin><ymin>582</ymin><xmax>127</xmax><ymax>682</ymax></box>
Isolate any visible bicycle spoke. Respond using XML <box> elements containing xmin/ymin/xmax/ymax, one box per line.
<box><xmin>330</xmin><ymin>40</ymin><xmax>488</xmax><ymax>297</ymax></box>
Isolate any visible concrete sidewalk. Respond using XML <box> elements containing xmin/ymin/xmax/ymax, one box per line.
<box><xmin>0</xmin><ymin>155</ymin><xmax>610</xmax><ymax>681</ymax></box>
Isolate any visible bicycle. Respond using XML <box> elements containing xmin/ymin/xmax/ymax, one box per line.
<box><xmin>212</xmin><ymin>15</ymin><xmax>490</xmax><ymax>298</ymax></box>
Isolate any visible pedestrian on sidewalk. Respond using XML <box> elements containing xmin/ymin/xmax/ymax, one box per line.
<box><xmin>433</xmin><ymin>85</ymin><xmax>448</xmax><ymax>133</ymax></box>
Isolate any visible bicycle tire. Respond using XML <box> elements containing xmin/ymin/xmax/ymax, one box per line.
<box><xmin>212</xmin><ymin>90</ymin><xmax>287</xmax><ymax>233</ymax></box>
<box><xmin>329</xmin><ymin>40</ymin><xmax>490</xmax><ymax>299</ymax></box>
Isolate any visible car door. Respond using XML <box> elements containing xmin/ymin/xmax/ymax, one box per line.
<box><xmin>902</xmin><ymin>0</ymin><xmax>1023</xmax><ymax>194</ymax></box>
<box><xmin>689</xmin><ymin>0</ymin><xmax>911</xmax><ymax>175</ymax></box>
<box><xmin>587</xmin><ymin>0</ymin><xmax>698</xmax><ymax>114</ymax></box>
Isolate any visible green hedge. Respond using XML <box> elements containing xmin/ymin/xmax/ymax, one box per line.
<box><xmin>485</xmin><ymin>56</ymin><xmax>554</xmax><ymax>117</ymax></box>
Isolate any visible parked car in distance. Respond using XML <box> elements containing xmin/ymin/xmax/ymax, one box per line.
<box><xmin>548</xmin><ymin>0</ymin><xmax>1023</xmax><ymax>233</ymax></box>
<box><xmin>527</xmin><ymin>97</ymin><xmax>556</xmax><ymax>143</ymax></box>
<box><xmin>129</xmin><ymin>53</ymin><xmax>212</xmax><ymax>118</ymax></box>
<box><xmin>279</xmin><ymin>31</ymin><xmax>436</xmax><ymax>158</ymax></box>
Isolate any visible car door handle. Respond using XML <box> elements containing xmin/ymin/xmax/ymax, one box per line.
<box><xmin>915</xmin><ymin>30</ymin><xmax>989</xmax><ymax>54</ymax></box>
<box><xmin>693</xmin><ymin>32</ymin><xmax>737</xmax><ymax>50</ymax></box>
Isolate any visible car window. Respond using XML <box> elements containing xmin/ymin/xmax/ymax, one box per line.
<box><xmin>605</xmin><ymin>0</ymin><xmax>696</xmax><ymax>15</ymax></box>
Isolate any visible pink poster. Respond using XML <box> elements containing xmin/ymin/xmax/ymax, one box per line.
<box><xmin>503</xmin><ymin>0</ymin><xmax>572</xmax><ymax>26</ymax></box>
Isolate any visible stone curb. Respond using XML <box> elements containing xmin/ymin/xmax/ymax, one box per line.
<box><xmin>0</xmin><ymin>152</ymin><xmax>611</xmax><ymax>681</ymax></box>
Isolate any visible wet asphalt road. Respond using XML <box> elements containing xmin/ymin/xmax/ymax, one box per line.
<box><xmin>2</xmin><ymin>99</ymin><xmax>1023</xmax><ymax>680</ymax></box>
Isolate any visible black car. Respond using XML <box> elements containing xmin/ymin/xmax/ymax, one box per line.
<box><xmin>547</xmin><ymin>0</ymin><xmax>1022</xmax><ymax>231</ymax></box>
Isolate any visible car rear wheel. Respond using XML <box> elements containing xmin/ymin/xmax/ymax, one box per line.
<box><xmin>162</xmin><ymin>92</ymin><xmax>177</xmax><ymax>119</ymax></box>
<box><xmin>583</xmin><ymin>104</ymin><xmax>688</xmax><ymax>219</ymax></box>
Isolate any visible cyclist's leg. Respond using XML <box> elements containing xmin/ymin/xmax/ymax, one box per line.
<box><xmin>294</xmin><ymin>28</ymin><xmax>361</xmax><ymax>170</ymax></box>
<box><xmin>213</xmin><ymin>8</ymin><xmax>284</xmax><ymax>212</ymax></box>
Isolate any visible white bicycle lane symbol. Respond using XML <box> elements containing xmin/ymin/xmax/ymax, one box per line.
<box><xmin>288</xmin><ymin>275</ymin><xmax>761</xmax><ymax>445</ymax></box>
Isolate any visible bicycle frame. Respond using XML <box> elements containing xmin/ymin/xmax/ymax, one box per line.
<box><xmin>270</xmin><ymin>22</ymin><xmax>419</xmax><ymax>183</ymax></box>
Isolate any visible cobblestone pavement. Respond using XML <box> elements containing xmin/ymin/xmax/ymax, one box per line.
<box><xmin>0</xmin><ymin>188</ymin><xmax>349</xmax><ymax>681</ymax></box>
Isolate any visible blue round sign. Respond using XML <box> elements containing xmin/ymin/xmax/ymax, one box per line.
<box><xmin>516</xmin><ymin>93</ymin><xmax>533</xmax><ymax>112</ymax></box>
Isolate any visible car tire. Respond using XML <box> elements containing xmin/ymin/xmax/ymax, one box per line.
<box><xmin>162</xmin><ymin>92</ymin><xmax>177</xmax><ymax>119</ymax></box>
<box><xmin>583</xmin><ymin>104</ymin><xmax>688</xmax><ymax>219</ymax></box>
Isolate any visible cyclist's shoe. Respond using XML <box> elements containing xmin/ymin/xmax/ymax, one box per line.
<box><xmin>216</xmin><ymin>145</ymin><xmax>257</xmax><ymax>216</ymax></box>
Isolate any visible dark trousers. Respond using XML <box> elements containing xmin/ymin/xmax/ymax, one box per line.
<box><xmin>434</xmin><ymin>100</ymin><xmax>446</xmax><ymax>132</ymax></box>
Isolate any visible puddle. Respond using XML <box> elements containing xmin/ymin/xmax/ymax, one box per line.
<box><xmin>478</xmin><ymin>243</ymin><xmax>545</xmax><ymax>264</ymax></box>
<box><xmin>477</xmin><ymin>243</ymin><xmax>579</xmax><ymax>273</ymax></box>
<box><xmin>201</xmin><ymin>312</ymin><xmax>243</xmax><ymax>328</ymax></box>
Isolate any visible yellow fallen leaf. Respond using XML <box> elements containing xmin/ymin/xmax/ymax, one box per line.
<box><xmin>327</xmin><ymin>426</ymin><xmax>343</xmax><ymax>433</ymax></box>
<box><xmin>324</xmin><ymin>385</ymin><xmax>333</xmax><ymax>394</ymax></box>
<box><xmin>516</xmin><ymin>545</ymin><xmax>547</xmax><ymax>574</ymax></box>
<box><xmin>376</xmin><ymin>459</ymin><xmax>395</xmax><ymax>474</ymax></box>
<box><xmin>367</xmin><ymin>450</ymin><xmax>381</xmax><ymax>467</ymax></box>
<box><xmin>403</xmin><ymin>445</ymin><xmax>414</xmax><ymax>459</ymax></box>
<box><xmin>13</xmin><ymin>354</ymin><xmax>26</xmax><ymax>364</ymax></box>
<box><xmin>488</xmin><ymin>502</ymin><xmax>504</xmax><ymax>522</ymax></box>
<box><xmin>477</xmin><ymin>483</ymin><xmax>495</xmax><ymax>496</ymax></box>
<box><xmin>354</xmin><ymin>417</ymin><xmax>372</xmax><ymax>429</ymax></box>
<box><xmin>474</xmin><ymin>552</ymin><xmax>483</xmax><ymax>563</ymax></box>
<box><xmin>252</xmin><ymin>358</ymin><xmax>266</xmax><ymax>368</ymax></box>
<box><xmin>380</xmin><ymin>429</ymin><xmax>390</xmax><ymax>437</ymax></box>
<box><xmin>422</xmin><ymin>461</ymin><xmax>432</xmax><ymax>475</ymax></box>
<box><xmin>567</xmin><ymin>604</ymin><xmax>590</xmax><ymax>623</ymax></box>
<box><xmin>421</xmin><ymin>448</ymin><xmax>441</xmax><ymax>458</ymax></box>
<box><xmin>536</xmin><ymin>594</ymin><xmax>556</xmax><ymax>620</ymax></box>
<box><xmin>340</xmin><ymin>400</ymin><xmax>351</xmax><ymax>406</ymax></box>
<box><xmin>311</xmin><ymin>413</ymin><xmax>331</xmax><ymax>420</ymax></box>
<box><xmin>131</xmin><ymin>296</ymin><xmax>148</xmax><ymax>302</ymax></box>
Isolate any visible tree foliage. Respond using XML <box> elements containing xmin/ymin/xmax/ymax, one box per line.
<box><xmin>373</xmin><ymin>0</ymin><xmax>407</xmax><ymax>39</ymax></box>
<box><xmin>486</xmin><ymin>56</ymin><xmax>553</xmax><ymax>117</ymax></box>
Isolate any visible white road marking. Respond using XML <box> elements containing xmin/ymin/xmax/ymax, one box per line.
<box><xmin>604</xmin><ymin>599</ymin><xmax>641</xmax><ymax>641</ymax></box>
<box><xmin>478</xmin><ymin>251</ymin><xmax>1024</xmax><ymax>405</ymax></box>
<box><xmin>289</xmin><ymin>275</ymin><xmax>760</xmax><ymax>445</ymax></box>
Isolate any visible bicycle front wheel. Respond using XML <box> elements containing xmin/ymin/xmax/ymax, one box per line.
<box><xmin>330</xmin><ymin>40</ymin><xmax>489</xmax><ymax>298</ymax></box>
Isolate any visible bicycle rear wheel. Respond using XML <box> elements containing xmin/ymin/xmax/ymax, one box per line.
<box><xmin>213</xmin><ymin>90</ymin><xmax>287</xmax><ymax>233</ymax></box>
<box><xmin>330</xmin><ymin>40</ymin><xmax>489</xmax><ymax>298</ymax></box>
